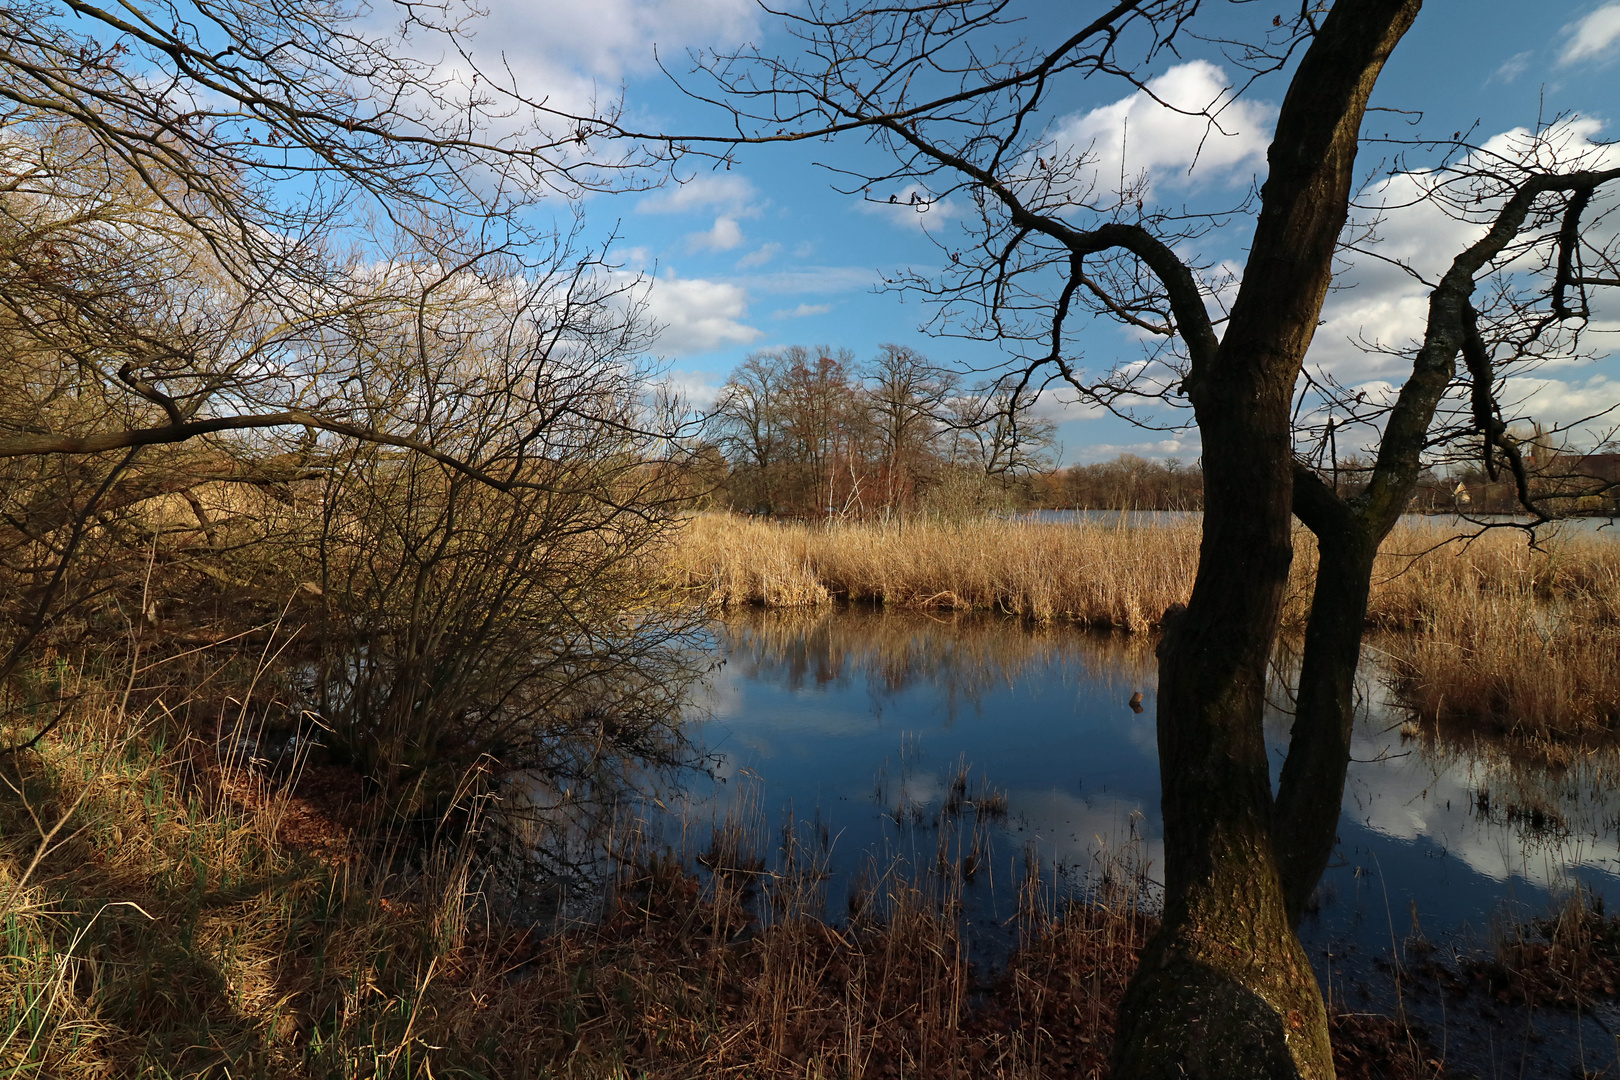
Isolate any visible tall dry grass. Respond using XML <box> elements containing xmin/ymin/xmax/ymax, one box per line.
<box><xmin>0</xmin><ymin>659</ymin><xmax>487</xmax><ymax>1078</ymax></box>
<box><xmin>1374</xmin><ymin>542</ymin><xmax>1620</xmax><ymax>743</ymax></box>
<box><xmin>0</xmin><ymin>651</ymin><xmax>1156</xmax><ymax>1079</ymax></box>
<box><xmin>667</xmin><ymin>514</ymin><xmax>1201</xmax><ymax>630</ymax></box>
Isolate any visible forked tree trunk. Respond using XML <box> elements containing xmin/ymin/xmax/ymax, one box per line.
<box><xmin>1112</xmin><ymin>4</ymin><xmax>1422</xmax><ymax>1077</ymax></box>
<box><xmin>1114</xmin><ymin>393</ymin><xmax>1333</xmax><ymax>1079</ymax></box>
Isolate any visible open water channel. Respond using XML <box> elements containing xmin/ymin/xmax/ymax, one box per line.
<box><xmin>658</xmin><ymin>605</ymin><xmax>1620</xmax><ymax>1079</ymax></box>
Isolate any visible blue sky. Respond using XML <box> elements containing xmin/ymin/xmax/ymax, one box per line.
<box><xmin>460</xmin><ymin>0</ymin><xmax>1620</xmax><ymax>463</ymax></box>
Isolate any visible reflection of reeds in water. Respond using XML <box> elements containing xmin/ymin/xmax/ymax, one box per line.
<box><xmin>717</xmin><ymin>606</ymin><xmax>1158</xmax><ymax>707</ymax></box>
<box><xmin>942</xmin><ymin>755</ymin><xmax>1010</xmax><ymax>826</ymax></box>
<box><xmin>1473</xmin><ymin>884</ymin><xmax>1620</xmax><ymax>1008</ymax></box>
<box><xmin>578</xmin><ymin>790</ymin><xmax>1166</xmax><ymax>1079</ymax></box>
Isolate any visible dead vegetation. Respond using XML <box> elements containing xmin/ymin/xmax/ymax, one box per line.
<box><xmin>1460</xmin><ymin>889</ymin><xmax>1620</xmax><ymax>1010</ymax></box>
<box><xmin>666</xmin><ymin>512</ymin><xmax>1200</xmax><ymax>630</ymax></box>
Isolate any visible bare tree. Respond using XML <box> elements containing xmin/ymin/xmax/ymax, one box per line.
<box><xmin>866</xmin><ymin>343</ymin><xmax>957</xmax><ymax>513</ymax></box>
<box><xmin>0</xmin><ymin>0</ymin><xmax>662</xmax><ymax>469</ymax></box>
<box><xmin>625</xmin><ymin>3</ymin><xmax>1620</xmax><ymax>1074</ymax></box>
<box><xmin>946</xmin><ymin>380</ymin><xmax>1057</xmax><ymax>481</ymax></box>
<box><xmin>714</xmin><ymin>349</ymin><xmax>792</xmax><ymax>513</ymax></box>
<box><xmin>0</xmin><ymin>4</ymin><xmax>713</xmax><ymax>886</ymax></box>
<box><xmin>778</xmin><ymin>346</ymin><xmax>868</xmax><ymax>515</ymax></box>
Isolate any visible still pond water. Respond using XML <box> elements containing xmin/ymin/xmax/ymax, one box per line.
<box><xmin>662</xmin><ymin>607</ymin><xmax>1620</xmax><ymax>1079</ymax></box>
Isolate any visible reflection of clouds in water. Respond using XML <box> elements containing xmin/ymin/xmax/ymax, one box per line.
<box><xmin>895</xmin><ymin>772</ymin><xmax>943</xmax><ymax>810</ymax></box>
<box><xmin>1009</xmin><ymin>789</ymin><xmax>1165</xmax><ymax>886</ymax></box>
<box><xmin>1122</xmin><ymin>704</ymin><xmax>1159</xmax><ymax>760</ymax></box>
<box><xmin>681</xmin><ymin>607</ymin><xmax>1620</xmax><ymax>972</ymax></box>
<box><xmin>1344</xmin><ymin>665</ymin><xmax>1620</xmax><ymax>892</ymax></box>
<box><xmin>685</xmin><ymin>667</ymin><xmax>744</xmax><ymax>718</ymax></box>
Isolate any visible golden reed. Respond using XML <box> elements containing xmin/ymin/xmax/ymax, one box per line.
<box><xmin>664</xmin><ymin>513</ymin><xmax>1200</xmax><ymax>631</ymax></box>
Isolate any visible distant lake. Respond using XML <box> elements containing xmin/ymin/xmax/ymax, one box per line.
<box><xmin>660</xmin><ymin>608</ymin><xmax>1620</xmax><ymax>1078</ymax></box>
<box><xmin>1017</xmin><ymin>507</ymin><xmax>1620</xmax><ymax>538</ymax></box>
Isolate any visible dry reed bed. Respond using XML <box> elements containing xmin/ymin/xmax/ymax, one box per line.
<box><xmin>669</xmin><ymin>513</ymin><xmax>1620</xmax><ymax>626</ymax></box>
<box><xmin>1366</xmin><ymin>527</ymin><xmax>1620</xmax><ymax>742</ymax></box>
<box><xmin>667</xmin><ymin>514</ymin><xmax>1201</xmax><ymax>630</ymax></box>
<box><xmin>670</xmin><ymin>513</ymin><xmax>1620</xmax><ymax>738</ymax></box>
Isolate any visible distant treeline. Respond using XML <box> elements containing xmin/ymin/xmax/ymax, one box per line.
<box><xmin>693</xmin><ymin>344</ymin><xmax>1207</xmax><ymax>516</ymax></box>
<box><xmin>701</xmin><ymin>344</ymin><xmax>1058</xmax><ymax>517</ymax></box>
<box><xmin>1028</xmin><ymin>456</ymin><xmax>1204</xmax><ymax>511</ymax></box>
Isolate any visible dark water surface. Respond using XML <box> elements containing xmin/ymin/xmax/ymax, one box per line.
<box><xmin>666</xmin><ymin>607</ymin><xmax>1620</xmax><ymax>1079</ymax></box>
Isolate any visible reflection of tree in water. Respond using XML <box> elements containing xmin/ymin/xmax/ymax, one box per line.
<box><xmin>715</xmin><ymin>607</ymin><xmax>1155</xmax><ymax>709</ymax></box>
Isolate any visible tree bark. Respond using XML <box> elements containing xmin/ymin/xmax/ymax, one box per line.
<box><xmin>1113</xmin><ymin>4</ymin><xmax>1421</xmax><ymax>1077</ymax></box>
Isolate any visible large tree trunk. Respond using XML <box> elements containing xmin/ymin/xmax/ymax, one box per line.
<box><xmin>1113</xmin><ymin>4</ymin><xmax>1421</xmax><ymax>1077</ymax></box>
<box><xmin>1115</xmin><ymin>389</ymin><xmax>1331</xmax><ymax>1079</ymax></box>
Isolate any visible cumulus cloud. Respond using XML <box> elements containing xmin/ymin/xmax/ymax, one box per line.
<box><xmin>1045</xmin><ymin>61</ymin><xmax>1275</xmax><ymax>203</ymax></box>
<box><xmin>1075</xmin><ymin>435</ymin><xmax>1201</xmax><ymax>463</ymax></box>
<box><xmin>1498</xmin><ymin>374</ymin><xmax>1620</xmax><ymax>429</ymax></box>
<box><xmin>687</xmin><ymin>215</ymin><xmax>746</xmax><ymax>252</ymax></box>
<box><xmin>655</xmin><ymin>368</ymin><xmax>728</xmax><ymax>412</ymax></box>
<box><xmin>438</xmin><ymin>0</ymin><xmax>760</xmax><ymax>120</ymax></box>
<box><xmin>1560</xmin><ymin>4</ymin><xmax>1620</xmax><ymax>64</ymax></box>
<box><xmin>640</xmin><ymin>271</ymin><xmax>761</xmax><ymax>356</ymax></box>
<box><xmin>1309</xmin><ymin>117</ymin><xmax>1620</xmax><ymax>388</ymax></box>
<box><xmin>771</xmin><ymin>302</ymin><xmax>831</xmax><ymax>319</ymax></box>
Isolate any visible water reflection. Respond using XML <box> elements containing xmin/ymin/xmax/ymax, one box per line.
<box><xmin>676</xmin><ymin>607</ymin><xmax>1620</xmax><ymax>1074</ymax></box>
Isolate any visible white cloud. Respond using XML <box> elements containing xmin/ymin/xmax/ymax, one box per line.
<box><xmin>655</xmin><ymin>368</ymin><xmax>728</xmax><ymax>412</ymax></box>
<box><xmin>771</xmin><ymin>302</ymin><xmax>831</xmax><ymax>320</ymax></box>
<box><xmin>736</xmin><ymin>242</ymin><xmax>781</xmax><ymax>269</ymax></box>
<box><xmin>1045</xmin><ymin>61</ymin><xmax>1275</xmax><ymax>203</ymax></box>
<box><xmin>1493</xmin><ymin>50</ymin><xmax>1534</xmax><ymax>84</ymax></box>
<box><xmin>1075</xmin><ymin>435</ymin><xmax>1201</xmax><ymax>463</ymax></box>
<box><xmin>639</xmin><ymin>174</ymin><xmax>763</xmax><ymax>217</ymax></box>
<box><xmin>641</xmin><ymin>271</ymin><xmax>761</xmax><ymax>356</ymax></box>
<box><xmin>687</xmin><ymin>215</ymin><xmax>746</xmax><ymax>252</ymax></box>
<box><xmin>1498</xmin><ymin>374</ymin><xmax>1620</xmax><ymax>429</ymax></box>
<box><xmin>1309</xmin><ymin>116</ymin><xmax>1620</xmax><ymax>386</ymax></box>
<box><xmin>1560</xmin><ymin>4</ymin><xmax>1620</xmax><ymax>64</ymax></box>
<box><xmin>439</xmin><ymin>0</ymin><xmax>760</xmax><ymax>119</ymax></box>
